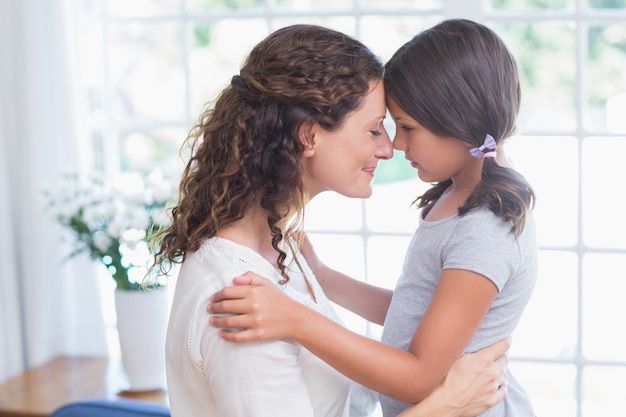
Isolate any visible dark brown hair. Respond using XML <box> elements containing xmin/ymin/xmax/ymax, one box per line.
<box><xmin>151</xmin><ymin>24</ymin><xmax>383</xmax><ymax>280</ymax></box>
<box><xmin>384</xmin><ymin>19</ymin><xmax>535</xmax><ymax>235</ymax></box>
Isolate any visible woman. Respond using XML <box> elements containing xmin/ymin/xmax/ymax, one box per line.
<box><xmin>152</xmin><ymin>24</ymin><xmax>508</xmax><ymax>417</ymax></box>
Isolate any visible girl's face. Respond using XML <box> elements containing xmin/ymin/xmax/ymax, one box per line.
<box><xmin>387</xmin><ymin>96</ymin><xmax>474</xmax><ymax>184</ymax></box>
<box><xmin>302</xmin><ymin>81</ymin><xmax>393</xmax><ymax>199</ymax></box>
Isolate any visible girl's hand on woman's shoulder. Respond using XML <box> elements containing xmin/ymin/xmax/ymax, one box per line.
<box><xmin>208</xmin><ymin>271</ymin><xmax>304</xmax><ymax>342</ymax></box>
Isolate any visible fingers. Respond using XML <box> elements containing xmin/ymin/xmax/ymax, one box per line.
<box><xmin>210</xmin><ymin>312</ymin><xmax>249</xmax><ymax>329</ymax></box>
<box><xmin>232</xmin><ymin>271</ymin><xmax>270</xmax><ymax>286</ymax></box>
<box><xmin>210</xmin><ymin>298</ymin><xmax>253</xmax><ymax>315</ymax></box>
<box><xmin>210</xmin><ymin>285</ymin><xmax>257</xmax><ymax>304</ymax></box>
<box><xmin>210</xmin><ymin>272</ymin><xmax>273</xmax><ymax>304</ymax></box>
<box><xmin>210</xmin><ymin>305</ymin><xmax>269</xmax><ymax>332</ymax></box>
<box><xmin>218</xmin><ymin>328</ymin><xmax>262</xmax><ymax>343</ymax></box>
<box><xmin>488</xmin><ymin>381</ymin><xmax>508</xmax><ymax>408</ymax></box>
<box><xmin>493</xmin><ymin>350</ymin><xmax>509</xmax><ymax>372</ymax></box>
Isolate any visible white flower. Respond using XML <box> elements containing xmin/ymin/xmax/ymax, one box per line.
<box><xmin>101</xmin><ymin>200</ymin><xmax>118</xmax><ymax>219</ymax></box>
<box><xmin>94</xmin><ymin>231</ymin><xmax>112</xmax><ymax>252</ymax></box>
<box><xmin>107</xmin><ymin>218</ymin><xmax>126</xmax><ymax>239</ymax></box>
<box><xmin>130</xmin><ymin>210</ymin><xmax>151</xmax><ymax>231</ymax></box>
<box><xmin>44</xmin><ymin>170</ymin><xmax>175</xmax><ymax>289</ymax></box>
<box><xmin>122</xmin><ymin>229</ymin><xmax>147</xmax><ymax>250</ymax></box>
<box><xmin>124</xmin><ymin>189</ymin><xmax>147</xmax><ymax>206</ymax></box>
<box><xmin>82</xmin><ymin>205</ymin><xmax>106</xmax><ymax>226</ymax></box>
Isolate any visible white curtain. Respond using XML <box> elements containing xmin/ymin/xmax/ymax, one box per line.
<box><xmin>0</xmin><ymin>0</ymin><xmax>107</xmax><ymax>383</ymax></box>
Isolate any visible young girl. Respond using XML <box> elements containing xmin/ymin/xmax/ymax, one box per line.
<box><xmin>209</xmin><ymin>19</ymin><xmax>537</xmax><ymax>417</ymax></box>
<box><xmin>151</xmin><ymin>23</ymin><xmax>509</xmax><ymax>417</ymax></box>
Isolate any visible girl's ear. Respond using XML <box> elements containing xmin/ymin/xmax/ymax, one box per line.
<box><xmin>299</xmin><ymin>121</ymin><xmax>317</xmax><ymax>158</ymax></box>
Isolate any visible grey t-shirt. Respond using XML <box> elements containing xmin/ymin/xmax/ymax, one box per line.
<box><xmin>380</xmin><ymin>207</ymin><xmax>537</xmax><ymax>417</ymax></box>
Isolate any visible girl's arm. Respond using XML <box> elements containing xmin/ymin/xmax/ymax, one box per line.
<box><xmin>299</xmin><ymin>233</ymin><xmax>392</xmax><ymax>325</ymax></box>
<box><xmin>399</xmin><ymin>342</ymin><xmax>509</xmax><ymax>417</ymax></box>
<box><xmin>209</xmin><ymin>268</ymin><xmax>498</xmax><ymax>403</ymax></box>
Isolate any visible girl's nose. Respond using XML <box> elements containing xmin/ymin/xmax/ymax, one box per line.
<box><xmin>392</xmin><ymin>134</ymin><xmax>406</xmax><ymax>151</ymax></box>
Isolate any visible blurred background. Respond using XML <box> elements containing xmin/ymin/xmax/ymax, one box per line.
<box><xmin>1</xmin><ymin>0</ymin><xmax>625</xmax><ymax>416</ymax></box>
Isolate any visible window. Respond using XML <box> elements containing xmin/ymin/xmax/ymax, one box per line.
<box><xmin>74</xmin><ymin>1</ymin><xmax>626</xmax><ymax>416</ymax></box>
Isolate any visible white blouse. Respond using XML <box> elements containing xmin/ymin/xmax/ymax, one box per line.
<box><xmin>165</xmin><ymin>237</ymin><xmax>353</xmax><ymax>417</ymax></box>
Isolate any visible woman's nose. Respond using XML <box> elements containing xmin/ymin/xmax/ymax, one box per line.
<box><xmin>376</xmin><ymin>131</ymin><xmax>394</xmax><ymax>160</ymax></box>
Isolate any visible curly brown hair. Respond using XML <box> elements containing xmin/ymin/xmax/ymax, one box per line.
<box><xmin>384</xmin><ymin>19</ymin><xmax>535</xmax><ymax>236</ymax></box>
<box><xmin>151</xmin><ymin>24</ymin><xmax>383</xmax><ymax>281</ymax></box>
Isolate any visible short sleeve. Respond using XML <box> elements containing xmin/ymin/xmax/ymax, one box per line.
<box><xmin>442</xmin><ymin>209</ymin><xmax>520</xmax><ymax>291</ymax></box>
<box><xmin>198</xmin><ymin>308</ymin><xmax>315</xmax><ymax>417</ymax></box>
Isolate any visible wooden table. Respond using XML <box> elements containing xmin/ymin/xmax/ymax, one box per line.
<box><xmin>0</xmin><ymin>356</ymin><xmax>168</xmax><ymax>417</ymax></box>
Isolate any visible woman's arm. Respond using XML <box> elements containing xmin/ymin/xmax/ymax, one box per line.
<box><xmin>209</xmin><ymin>268</ymin><xmax>498</xmax><ymax>403</ymax></box>
<box><xmin>299</xmin><ymin>233</ymin><xmax>392</xmax><ymax>325</ymax></box>
<box><xmin>400</xmin><ymin>341</ymin><xmax>509</xmax><ymax>417</ymax></box>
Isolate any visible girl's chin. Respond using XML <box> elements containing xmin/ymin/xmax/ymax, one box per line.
<box><xmin>417</xmin><ymin>172</ymin><xmax>433</xmax><ymax>183</ymax></box>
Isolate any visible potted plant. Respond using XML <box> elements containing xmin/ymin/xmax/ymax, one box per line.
<box><xmin>44</xmin><ymin>169</ymin><xmax>176</xmax><ymax>391</ymax></box>
<box><xmin>44</xmin><ymin>169</ymin><xmax>174</xmax><ymax>290</ymax></box>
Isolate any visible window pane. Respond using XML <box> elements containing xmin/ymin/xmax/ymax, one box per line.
<box><xmin>488</xmin><ymin>0</ymin><xmax>574</xmax><ymax>10</ymax></box>
<box><xmin>583</xmin><ymin>253</ymin><xmax>626</xmax><ymax>361</ymax></box>
<box><xmin>506</xmin><ymin>136</ymin><xmax>579</xmax><ymax>246</ymax></box>
<box><xmin>188</xmin><ymin>0</ymin><xmax>264</xmax><ymax>12</ymax></box>
<box><xmin>360</xmin><ymin>0</ymin><xmax>441</xmax><ymax>9</ymax></box>
<box><xmin>587</xmin><ymin>0</ymin><xmax>626</xmax><ymax>8</ymax></box>
<box><xmin>271</xmin><ymin>17</ymin><xmax>357</xmax><ymax>36</ymax></box>
<box><xmin>118</xmin><ymin>127</ymin><xmax>188</xmax><ymax>172</ymax></box>
<box><xmin>306</xmin><ymin>193</ymin><xmax>364</xmax><ymax>231</ymax></box>
<box><xmin>586</xmin><ymin>23</ymin><xmax>626</xmax><ymax>133</ymax></box>
<box><xmin>360</xmin><ymin>16</ymin><xmax>439</xmax><ymax>62</ymax></box>
<box><xmin>583</xmin><ymin>366</ymin><xmax>626</xmax><ymax>416</ymax></box>
<box><xmin>188</xmin><ymin>19</ymin><xmax>269</xmax><ymax>113</ymax></box>
<box><xmin>366</xmin><ymin>179</ymin><xmax>425</xmax><ymax>233</ymax></box>
<box><xmin>582</xmin><ymin>137</ymin><xmax>626</xmax><ymax>248</ymax></box>
<box><xmin>273</xmin><ymin>0</ymin><xmax>352</xmax><ymax>11</ymax></box>
<box><xmin>512</xmin><ymin>251</ymin><xmax>578</xmax><ymax>358</ymax></box>
<box><xmin>366</xmin><ymin>236</ymin><xmax>412</xmax><ymax>290</ymax></box>
<box><xmin>90</xmin><ymin>131</ymin><xmax>106</xmax><ymax>171</ymax></box>
<box><xmin>508</xmin><ymin>362</ymin><xmax>577</xmax><ymax>417</ymax></box>
<box><xmin>366</xmin><ymin>235</ymin><xmax>413</xmax><ymax>339</ymax></box>
<box><xmin>106</xmin><ymin>0</ymin><xmax>181</xmax><ymax>16</ymax></box>
<box><xmin>305</xmin><ymin>233</ymin><xmax>367</xmax><ymax>334</ymax></box>
<box><xmin>109</xmin><ymin>23</ymin><xmax>185</xmax><ymax>121</ymax></box>
<box><xmin>76</xmin><ymin>14</ymin><xmax>105</xmax><ymax>118</ymax></box>
<box><xmin>492</xmin><ymin>22</ymin><xmax>577</xmax><ymax>132</ymax></box>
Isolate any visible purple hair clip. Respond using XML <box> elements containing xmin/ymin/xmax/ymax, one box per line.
<box><xmin>469</xmin><ymin>134</ymin><xmax>497</xmax><ymax>159</ymax></box>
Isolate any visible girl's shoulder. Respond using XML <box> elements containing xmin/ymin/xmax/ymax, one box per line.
<box><xmin>458</xmin><ymin>207</ymin><xmax>506</xmax><ymax>227</ymax></box>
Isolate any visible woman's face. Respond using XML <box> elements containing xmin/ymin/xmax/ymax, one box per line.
<box><xmin>302</xmin><ymin>81</ymin><xmax>393</xmax><ymax>200</ymax></box>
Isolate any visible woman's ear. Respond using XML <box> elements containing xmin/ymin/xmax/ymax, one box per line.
<box><xmin>299</xmin><ymin>121</ymin><xmax>317</xmax><ymax>157</ymax></box>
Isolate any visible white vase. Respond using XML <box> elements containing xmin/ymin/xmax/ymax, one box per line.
<box><xmin>114</xmin><ymin>288</ymin><xmax>168</xmax><ymax>391</ymax></box>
